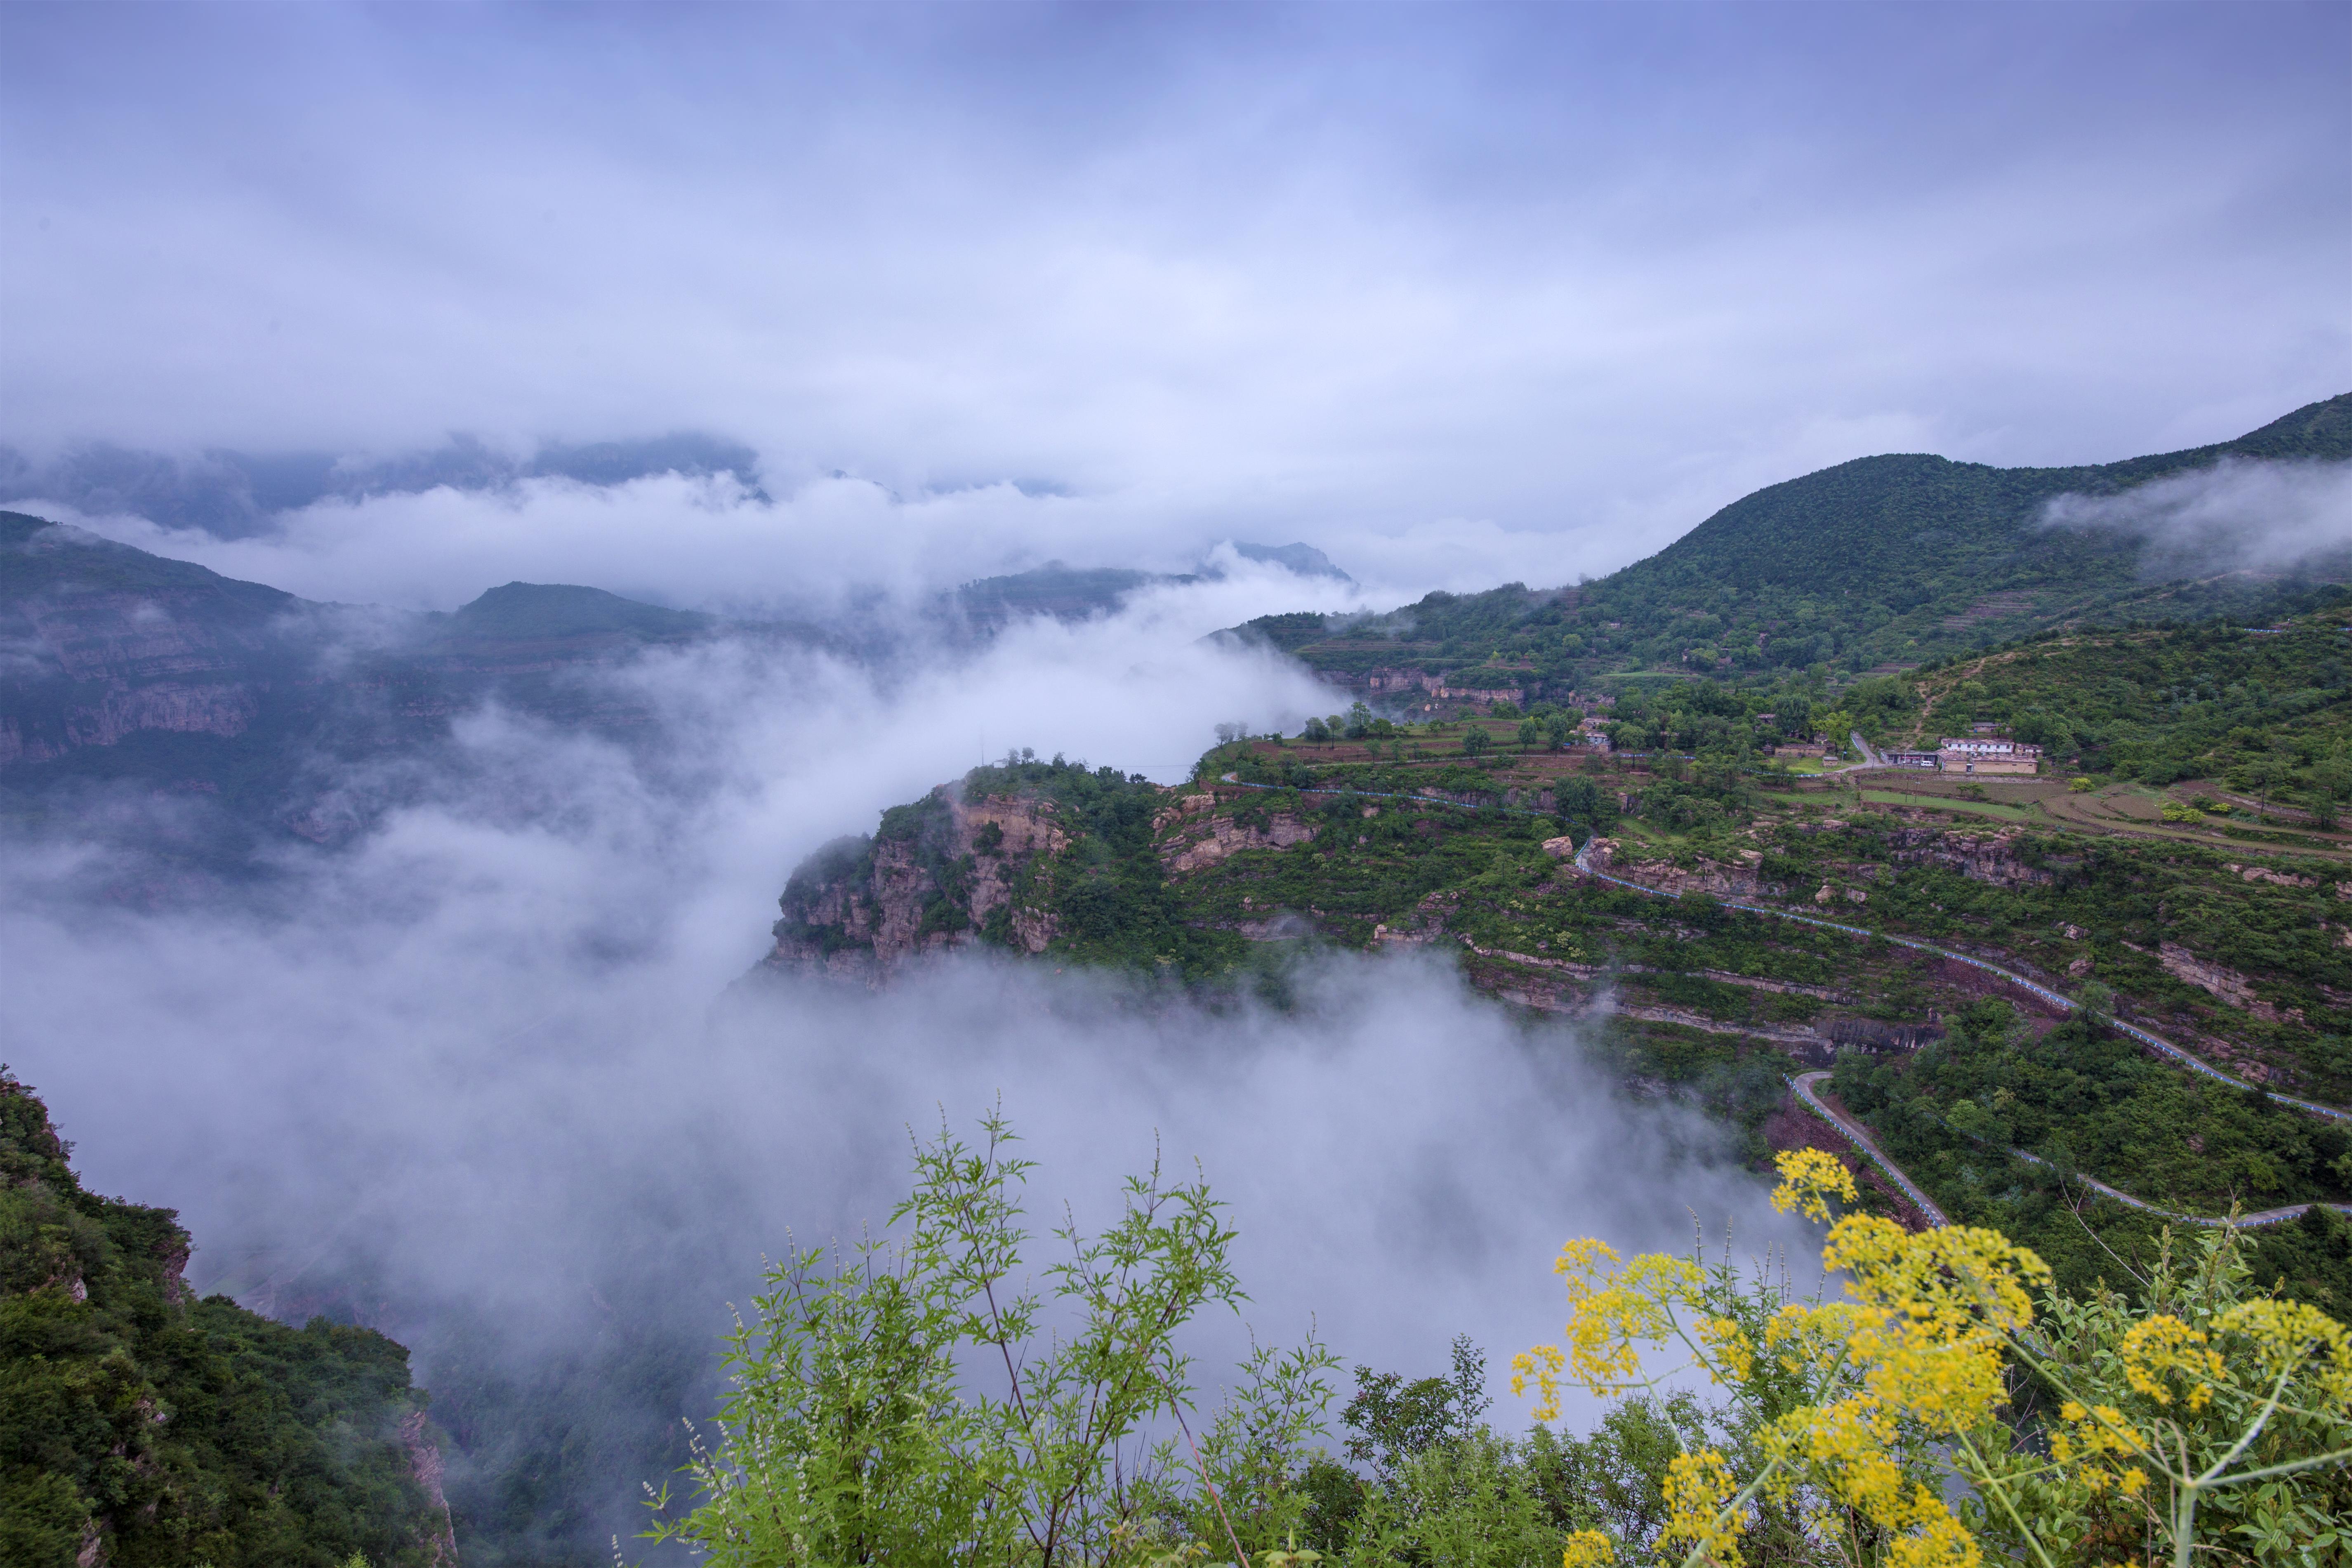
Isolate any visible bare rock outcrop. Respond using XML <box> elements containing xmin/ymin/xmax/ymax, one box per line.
<box><xmin>2158</xmin><ymin>940</ymin><xmax>2283</xmax><ymax>1021</ymax></box>
<box><xmin>1578</xmin><ymin>838</ymin><xmax>1770</xmax><ymax>899</ymax></box>
<box><xmin>399</xmin><ymin>1410</ymin><xmax>461</xmax><ymax>1568</ymax></box>
<box><xmin>766</xmin><ymin>788</ymin><xmax>1070</xmax><ymax>980</ymax></box>
<box><xmin>1157</xmin><ymin>808</ymin><xmax>1317</xmax><ymax>875</ymax></box>
<box><xmin>1885</xmin><ymin>826</ymin><xmax>2052</xmax><ymax>888</ymax></box>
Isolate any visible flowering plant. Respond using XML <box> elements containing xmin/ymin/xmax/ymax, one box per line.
<box><xmin>1515</xmin><ymin>1151</ymin><xmax>2352</xmax><ymax>1568</ymax></box>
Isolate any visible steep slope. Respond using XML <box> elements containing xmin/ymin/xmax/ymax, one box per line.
<box><xmin>0</xmin><ymin>513</ymin><xmax>319</xmax><ymax>772</ymax></box>
<box><xmin>0</xmin><ymin>1070</ymin><xmax>452</xmax><ymax>1568</ymax></box>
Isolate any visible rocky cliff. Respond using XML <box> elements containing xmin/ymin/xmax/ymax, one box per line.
<box><xmin>769</xmin><ymin>786</ymin><xmax>1074</xmax><ymax>979</ymax></box>
<box><xmin>0</xmin><ymin>1068</ymin><xmax>454</xmax><ymax>1567</ymax></box>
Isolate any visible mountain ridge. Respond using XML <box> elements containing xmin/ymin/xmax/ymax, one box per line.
<box><xmin>1226</xmin><ymin>393</ymin><xmax>2352</xmax><ymax>710</ymax></box>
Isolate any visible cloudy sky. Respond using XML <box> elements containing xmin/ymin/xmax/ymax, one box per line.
<box><xmin>3</xmin><ymin>1</ymin><xmax>2345</xmax><ymax>602</ymax></box>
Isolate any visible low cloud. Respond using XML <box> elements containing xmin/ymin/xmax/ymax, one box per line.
<box><xmin>29</xmin><ymin>474</ymin><xmax>1436</xmax><ymax>613</ymax></box>
<box><xmin>2039</xmin><ymin>457</ymin><xmax>2352</xmax><ymax>575</ymax></box>
<box><xmin>8</xmin><ymin>8</ymin><xmax>2347</xmax><ymax>604</ymax></box>
<box><xmin>2</xmin><ymin>592</ymin><xmax>1811</xmax><ymax>1557</ymax></box>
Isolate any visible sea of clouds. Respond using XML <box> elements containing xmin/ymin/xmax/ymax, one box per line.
<box><xmin>3</xmin><ymin>585</ymin><xmax>1817</xmax><ymax>1557</ymax></box>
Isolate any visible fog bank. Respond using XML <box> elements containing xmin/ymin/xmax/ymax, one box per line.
<box><xmin>0</xmin><ymin>592</ymin><xmax>1812</xmax><ymax>1557</ymax></box>
<box><xmin>2040</xmin><ymin>457</ymin><xmax>2352</xmax><ymax>576</ymax></box>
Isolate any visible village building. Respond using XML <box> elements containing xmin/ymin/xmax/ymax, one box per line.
<box><xmin>1886</xmin><ymin>750</ymin><xmax>1940</xmax><ymax>769</ymax></box>
<box><xmin>1937</xmin><ymin>736</ymin><xmax>2041</xmax><ymax>774</ymax></box>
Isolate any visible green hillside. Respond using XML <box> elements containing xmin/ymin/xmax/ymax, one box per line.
<box><xmin>1230</xmin><ymin>394</ymin><xmax>2352</xmax><ymax>703</ymax></box>
<box><xmin>1611</xmin><ymin>393</ymin><xmax>2352</xmax><ymax>606</ymax></box>
<box><xmin>1897</xmin><ymin>613</ymin><xmax>2352</xmax><ymax>799</ymax></box>
<box><xmin>0</xmin><ymin>1070</ymin><xmax>450</xmax><ymax>1568</ymax></box>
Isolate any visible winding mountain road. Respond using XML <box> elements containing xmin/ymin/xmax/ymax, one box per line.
<box><xmin>1565</xmin><ymin>837</ymin><xmax>2352</xmax><ymax>1231</ymax></box>
<box><xmin>1211</xmin><ymin>769</ymin><xmax>2352</xmax><ymax>1231</ymax></box>
<box><xmin>1791</xmin><ymin>1072</ymin><xmax>2352</xmax><ymax>1231</ymax></box>
<box><xmin>1789</xmin><ymin>1072</ymin><xmax>1951</xmax><ymax>1226</ymax></box>
<box><xmin>1567</xmin><ymin>838</ymin><xmax>2349</xmax><ymax>1125</ymax></box>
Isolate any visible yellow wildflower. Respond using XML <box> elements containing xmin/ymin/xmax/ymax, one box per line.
<box><xmin>1511</xmin><ymin>1344</ymin><xmax>1568</xmax><ymax>1421</ymax></box>
<box><xmin>1551</xmin><ymin>1237</ymin><xmax>1622</xmax><ymax>1294</ymax></box>
<box><xmin>1770</xmin><ymin>1148</ymin><xmax>1858</xmax><ymax>1222</ymax></box>
<box><xmin>1886</xmin><ymin>1499</ymin><xmax>1982</xmax><ymax>1568</ymax></box>
<box><xmin>2119</xmin><ymin>1315</ymin><xmax>2222</xmax><ymax>1409</ymax></box>
<box><xmin>1660</xmin><ymin>1449</ymin><xmax>1744</xmax><ymax>1568</ymax></box>
<box><xmin>1560</xmin><ymin>1528</ymin><xmax>1614</xmax><ymax>1568</ymax></box>
<box><xmin>2217</xmin><ymin>1297</ymin><xmax>2352</xmax><ymax>1405</ymax></box>
<box><xmin>1697</xmin><ymin>1315</ymin><xmax>1755</xmax><ymax>1385</ymax></box>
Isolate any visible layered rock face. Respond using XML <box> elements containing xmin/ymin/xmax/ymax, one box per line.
<box><xmin>1576</xmin><ymin>837</ymin><xmax>1775</xmax><ymax>899</ymax></box>
<box><xmin>0</xmin><ymin>517</ymin><xmax>319</xmax><ymax>767</ymax></box>
<box><xmin>767</xmin><ymin>790</ymin><xmax>1073</xmax><ymax>979</ymax></box>
<box><xmin>1155</xmin><ymin>795</ymin><xmax>1318</xmax><ymax>874</ymax></box>
<box><xmin>1885</xmin><ymin>826</ymin><xmax>2057</xmax><ymax>889</ymax></box>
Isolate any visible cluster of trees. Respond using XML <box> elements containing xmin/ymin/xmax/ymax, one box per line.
<box><xmin>0</xmin><ymin>1072</ymin><xmax>448</xmax><ymax>1568</ymax></box>
<box><xmin>1299</xmin><ymin>704</ymin><xmax>1393</xmax><ymax>743</ymax></box>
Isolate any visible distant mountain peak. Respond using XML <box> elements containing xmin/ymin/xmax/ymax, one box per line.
<box><xmin>1228</xmin><ymin>541</ymin><xmax>1352</xmax><ymax>582</ymax></box>
<box><xmin>445</xmin><ymin>581</ymin><xmax>712</xmax><ymax>640</ymax></box>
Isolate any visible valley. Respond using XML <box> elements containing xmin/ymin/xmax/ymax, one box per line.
<box><xmin>7</xmin><ymin>399</ymin><xmax>2351</xmax><ymax>1566</ymax></box>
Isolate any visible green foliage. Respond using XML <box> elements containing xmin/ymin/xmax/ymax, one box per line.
<box><xmin>648</xmin><ymin>1112</ymin><xmax>1336</xmax><ymax>1566</ymax></box>
<box><xmin>1227</xmin><ymin>397</ymin><xmax>2351</xmax><ymax>702</ymax></box>
<box><xmin>1340</xmin><ymin>1336</ymin><xmax>1487</xmax><ymax>1485</ymax></box>
<box><xmin>1904</xmin><ymin>614</ymin><xmax>2352</xmax><ymax>798</ymax></box>
<box><xmin>0</xmin><ymin>1070</ymin><xmax>444</xmax><ymax>1568</ymax></box>
<box><xmin>1834</xmin><ymin>1008</ymin><xmax>2352</xmax><ymax>1306</ymax></box>
<box><xmin>651</xmin><ymin>1113</ymin><xmax>1822</xmax><ymax>1568</ymax></box>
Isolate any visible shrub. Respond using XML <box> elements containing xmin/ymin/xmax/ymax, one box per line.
<box><xmin>645</xmin><ymin>1114</ymin><xmax>1335</xmax><ymax>1566</ymax></box>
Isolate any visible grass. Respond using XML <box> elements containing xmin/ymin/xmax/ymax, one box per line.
<box><xmin>1858</xmin><ymin>790</ymin><xmax>2037</xmax><ymax>823</ymax></box>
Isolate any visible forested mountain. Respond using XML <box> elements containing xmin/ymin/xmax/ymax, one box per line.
<box><xmin>0</xmin><ymin>1070</ymin><xmax>452</xmax><ymax>1568</ymax></box>
<box><xmin>1228</xmin><ymin>394</ymin><xmax>2352</xmax><ymax>705</ymax></box>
